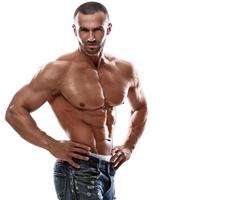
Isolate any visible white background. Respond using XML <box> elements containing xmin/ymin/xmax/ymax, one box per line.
<box><xmin>1</xmin><ymin>0</ymin><xmax>245</xmax><ymax>199</ymax></box>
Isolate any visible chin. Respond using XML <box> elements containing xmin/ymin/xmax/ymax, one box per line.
<box><xmin>85</xmin><ymin>49</ymin><xmax>101</xmax><ymax>57</ymax></box>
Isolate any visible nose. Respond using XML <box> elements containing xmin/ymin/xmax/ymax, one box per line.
<box><xmin>87</xmin><ymin>31</ymin><xmax>95</xmax><ymax>42</ymax></box>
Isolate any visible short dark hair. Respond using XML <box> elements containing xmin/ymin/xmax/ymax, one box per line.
<box><xmin>73</xmin><ymin>1</ymin><xmax>109</xmax><ymax>20</ymax></box>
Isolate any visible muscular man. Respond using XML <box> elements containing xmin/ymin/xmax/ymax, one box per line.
<box><xmin>5</xmin><ymin>2</ymin><xmax>147</xmax><ymax>200</ymax></box>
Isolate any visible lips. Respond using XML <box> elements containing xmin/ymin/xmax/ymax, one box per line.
<box><xmin>85</xmin><ymin>44</ymin><xmax>99</xmax><ymax>49</ymax></box>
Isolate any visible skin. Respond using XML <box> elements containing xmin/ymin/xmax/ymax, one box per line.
<box><xmin>5</xmin><ymin>11</ymin><xmax>148</xmax><ymax>170</ymax></box>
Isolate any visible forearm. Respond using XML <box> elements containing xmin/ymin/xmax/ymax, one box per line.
<box><xmin>5</xmin><ymin>105</ymin><xmax>55</xmax><ymax>150</ymax></box>
<box><xmin>124</xmin><ymin>105</ymin><xmax>148</xmax><ymax>151</ymax></box>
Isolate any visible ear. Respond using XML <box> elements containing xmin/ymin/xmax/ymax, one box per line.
<box><xmin>72</xmin><ymin>24</ymin><xmax>77</xmax><ymax>36</ymax></box>
<box><xmin>107</xmin><ymin>23</ymin><xmax>112</xmax><ymax>35</ymax></box>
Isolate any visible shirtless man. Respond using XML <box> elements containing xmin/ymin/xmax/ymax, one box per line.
<box><xmin>5</xmin><ymin>2</ymin><xmax>147</xmax><ymax>200</ymax></box>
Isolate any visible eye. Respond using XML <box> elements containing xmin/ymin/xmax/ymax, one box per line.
<box><xmin>79</xmin><ymin>27</ymin><xmax>89</xmax><ymax>32</ymax></box>
<box><xmin>94</xmin><ymin>28</ymin><xmax>104</xmax><ymax>32</ymax></box>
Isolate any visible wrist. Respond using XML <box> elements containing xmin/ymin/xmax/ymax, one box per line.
<box><xmin>123</xmin><ymin>142</ymin><xmax>135</xmax><ymax>153</ymax></box>
<box><xmin>38</xmin><ymin>130</ymin><xmax>57</xmax><ymax>151</ymax></box>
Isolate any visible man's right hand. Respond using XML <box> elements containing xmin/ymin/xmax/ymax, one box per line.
<box><xmin>48</xmin><ymin>140</ymin><xmax>91</xmax><ymax>168</ymax></box>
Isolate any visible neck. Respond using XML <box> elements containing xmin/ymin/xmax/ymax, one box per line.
<box><xmin>78</xmin><ymin>48</ymin><xmax>104</xmax><ymax>68</ymax></box>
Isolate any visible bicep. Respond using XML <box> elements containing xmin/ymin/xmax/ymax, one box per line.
<box><xmin>9</xmin><ymin>62</ymin><xmax>64</xmax><ymax>112</ymax></box>
<box><xmin>9</xmin><ymin>84</ymin><xmax>51</xmax><ymax>113</ymax></box>
<box><xmin>127</xmin><ymin>82</ymin><xmax>147</xmax><ymax>111</ymax></box>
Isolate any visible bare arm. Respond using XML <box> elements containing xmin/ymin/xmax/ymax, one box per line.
<box><xmin>5</xmin><ymin>62</ymin><xmax>90</xmax><ymax>168</ymax></box>
<box><xmin>6</xmin><ymin>87</ymin><xmax>52</xmax><ymax>148</ymax></box>
<box><xmin>5</xmin><ymin>63</ymin><xmax>59</xmax><ymax>150</ymax></box>
<box><xmin>111</xmin><ymin>67</ymin><xmax>148</xmax><ymax>169</ymax></box>
<box><xmin>124</xmin><ymin>78</ymin><xmax>148</xmax><ymax>151</ymax></box>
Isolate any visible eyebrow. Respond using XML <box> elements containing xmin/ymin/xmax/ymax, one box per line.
<box><xmin>78</xmin><ymin>25</ymin><xmax>104</xmax><ymax>31</ymax></box>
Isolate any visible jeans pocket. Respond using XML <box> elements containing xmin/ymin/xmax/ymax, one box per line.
<box><xmin>54</xmin><ymin>162</ymin><xmax>67</xmax><ymax>200</ymax></box>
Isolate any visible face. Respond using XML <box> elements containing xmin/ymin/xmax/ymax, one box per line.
<box><xmin>73</xmin><ymin>12</ymin><xmax>112</xmax><ymax>57</ymax></box>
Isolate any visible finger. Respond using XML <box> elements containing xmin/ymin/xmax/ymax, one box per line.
<box><xmin>71</xmin><ymin>142</ymin><xmax>91</xmax><ymax>151</ymax></box>
<box><xmin>111</xmin><ymin>152</ymin><xmax>124</xmax><ymax>164</ymax></box>
<box><xmin>110</xmin><ymin>155</ymin><xmax>117</xmax><ymax>163</ymax></box>
<box><xmin>72</xmin><ymin>147</ymin><xmax>91</xmax><ymax>155</ymax></box>
<box><xmin>114</xmin><ymin>160</ymin><xmax>124</xmax><ymax>170</ymax></box>
<box><xmin>67</xmin><ymin>159</ymin><xmax>80</xmax><ymax>169</ymax></box>
<box><xmin>70</xmin><ymin>153</ymin><xmax>89</xmax><ymax>161</ymax></box>
<box><xmin>113</xmin><ymin>155</ymin><xmax>124</xmax><ymax>169</ymax></box>
<box><xmin>110</xmin><ymin>151</ymin><xmax>122</xmax><ymax>163</ymax></box>
<box><xmin>112</xmin><ymin>146</ymin><xmax>120</xmax><ymax>154</ymax></box>
<box><xmin>113</xmin><ymin>161</ymin><xmax>125</xmax><ymax>170</ymax></box>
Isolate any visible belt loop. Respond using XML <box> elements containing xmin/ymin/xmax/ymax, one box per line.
<box><xmin>107</xmin><ymin>161</ymin><xmax>110</xmax><ymax>173</ymax></box>
<box><xmin>97</xmin><ymin>158</ymin><xmax>101</xmax><ymax>170</ymax></box>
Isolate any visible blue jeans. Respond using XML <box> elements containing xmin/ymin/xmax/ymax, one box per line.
<box><xmin>54</xmin><ymin>156</ymin><xmax>116</xmax><ymax>200</ymax></box>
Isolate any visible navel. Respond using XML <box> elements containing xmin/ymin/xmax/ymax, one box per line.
<box><xmin>79</xmin><ymin>102</ymin><xmax>85</xmax><ymax>107</ymax></box>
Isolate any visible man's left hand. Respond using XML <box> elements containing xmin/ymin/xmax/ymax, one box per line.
<box><xmin>110</xmin><ymin>145</ymin><xmax>132</xmax><ymax>170</ymax></box>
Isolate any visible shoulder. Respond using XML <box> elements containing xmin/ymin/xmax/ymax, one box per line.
<box><xmin>56</xmin><ymin>51</ymin><xmax>77</xmax><ymax>62</ymax></box>
<box><xmin>29</xmin><ymin>60</ymin><xmax>70</xmax><ymax>93</ymax></box>
<box><xmin>106</xmin><ymin>54</ymin><xmax>137</xmax><ymax>77</ymax></box>
<box><xmin>34</xmin><ymin>60</ymin><xmax>69</xmax><ymax>81</ymax></box>
<box><xmin>35</xmin><ymin>51</ymin><xmax>79</xmax><ymax>80</ymax></box>
<box><xmin>115</xmin><ymin>58</ymin><xmax>139</xmax><ymax>83</ymax></box>
<box><xmin>105</xmin><ymin>54</ymin><xmax>140</xmax><ymax>87</ymax></box>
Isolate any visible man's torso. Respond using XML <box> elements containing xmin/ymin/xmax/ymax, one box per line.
<box><xmin>47</xmin><ymin>51</ymin><xmax>134</xmax><ymax>155</ymax></box>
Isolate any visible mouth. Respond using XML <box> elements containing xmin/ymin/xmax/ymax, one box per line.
<box><xmin>85</xmin><ymin>44</ymin><xmax>99</xmax><ymax>49</ymax></box>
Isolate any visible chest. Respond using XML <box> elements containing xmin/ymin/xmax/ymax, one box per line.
<box><xmin>60</xmin><ymin>66</ymin><xmax>130</xmax><ymax>109</ymax></box>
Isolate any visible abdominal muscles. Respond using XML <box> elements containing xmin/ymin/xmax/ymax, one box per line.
<box><xmin>48</xmin><ymin>95</ymin><xmax>114</xmax><ymax>155</ymax></box>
